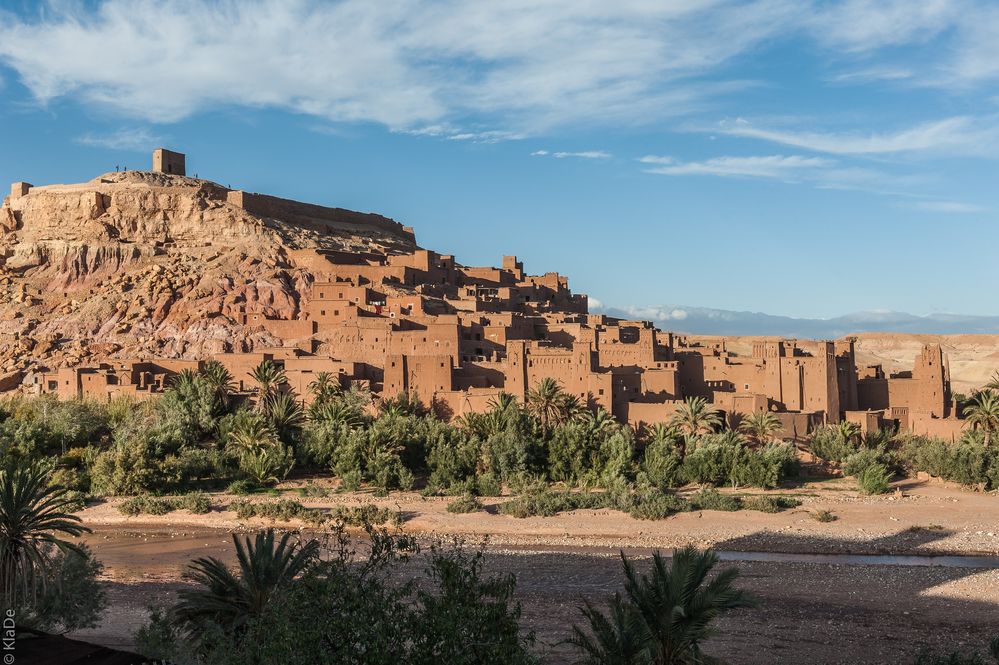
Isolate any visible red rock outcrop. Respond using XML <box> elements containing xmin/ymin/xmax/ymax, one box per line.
<box><xmin>0</xmin><ymin>171</ymin><xmax>416</xmax><ymax>378</ymax></box>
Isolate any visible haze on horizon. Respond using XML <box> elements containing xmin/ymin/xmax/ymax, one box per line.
<box><xmin>1</xmin><ymin>0</ymin><xmax>996</xmax><ymax>327</ymax></box>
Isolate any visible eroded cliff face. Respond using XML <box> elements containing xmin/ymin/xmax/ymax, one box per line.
<box><xmin>0</xmin><ymin>171</ymin><xmax>415</xmax><ymax>382</ymax></box>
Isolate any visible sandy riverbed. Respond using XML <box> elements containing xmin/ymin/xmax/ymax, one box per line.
<box><xmin>65</xmin><ymin>475</ymin><xmax>999</xmax><ymax>664</ymax></box>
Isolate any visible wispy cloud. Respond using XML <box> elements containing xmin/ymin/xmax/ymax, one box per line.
<box><xmin>642</xmin><ymin>154</ymin><xmax>833</xmax><ymax>180</ymax></box>
<box><xmin>828</xmin><ymin>67</ymin><xmax>914</xmax><ymax>84</ymax></box>
<box><xmin>533</xmin><ymin>150</ymin><xmax>611</xmax><ymax>160</ymax></box>
<box><xmin>905</xmin><ymin>200</ymin><xmax>985</xmax><ymax>213</ymax></box>
<box><xmin>717</xmin><ymin>117</ymin><xmax>999</xmax><ymax>156</ymax></box>
<box><xmin>408</xmin><ymin>125</ymin><xmax>525</xmax><ymax>143</ymax></box>
<box><xmin>5</xmin><ymin>0</ymin><xmax>996</xmax><ymax>137</ymax></box>
<box><xmin>74</xmin><ymin>127</ymin><xmax>162</xmax><ymax>151</ymax></box>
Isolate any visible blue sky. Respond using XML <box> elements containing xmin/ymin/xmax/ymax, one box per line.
<box><xmin>1</xmin><ymin>0</ymin><xmax>997</xmax><ymax>321</ymax></box>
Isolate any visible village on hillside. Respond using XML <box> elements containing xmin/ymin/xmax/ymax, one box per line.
<box><xmin>8</xmin><ymin>149</ymin><xmax>968</xmax><ymax>442</ymax></box>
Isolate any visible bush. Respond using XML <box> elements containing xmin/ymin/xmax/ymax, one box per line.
<box><xmin>231</xmin><ymin>499</ymin><xmax>398</xmax><ymax>527</ymax></box>
<box><xmin>14</xmin><ymin>544</ymin><xmax>107</xmax><ymax>633</ymax></box>
<box><xmin>638</xmin><ymin>437</ymin><xmax>683</xmax><ymax>489</ymax></box>
<box><xmin>426</xmin><ymin>428</ymin><xmax>481</xmax><ymax>493</ymax></box>
<box><xmin>901</xmin><ymin>435</ymin><xmax>999</xmax><ymax>489</ymax></box>
<box><xmin>499</xmin><ymin>489</ymin><xmax>606</xmax><ymax>518</ymax></box>
<box><xmin>177</xmin><ymin>491</ymin><xmax>212</xmax><ymax>514</ymax></box>
<box><xmin>118</xmin><ymin>494</ymin><xmax>173</xmax><ymax>516</ymax></box>
<box><xmin>809</xmin><ymin>426</ymin><xmax>857</xmax><ymax>462</ymax></box>
<box><xmin>741</xmin><ymin>495</ymin><xmax>801</xmax><ymax>513</ymax></box>
<box><xmin>227</xmin><ymin>479</ymin><xmax>257</xmax><ymax>495</ymax></box>
<box><xmin>812</xmin><ymin>509</ymin><xmax>837</xmax><ymax>522</ymax></box>
<box><xmin>843</xmin><ymin>446</ymin><xmax>893</xmax><ymax>478</ymax></box>
<box><xmin>857</xmin><ymin>463</ymin><xmax>892</xmax><ymax>495</ymax></box>
<box><xmin>627</xmin><ymin>489</ymin><xmax>688</xmax><ymax>520</ymax></box>
<box><xmin>447</xmin><ymin>494</ymin><xmax>483</xmax><ymax>514</ymax></box>
<box><xmin>689</xmin><ymin>488</ymin><xmax>740</xmax><ymax>512</ymax></box>
<box><xmin>682</xmin><ymin>436</ymin><xmax>796</xmax><ymax>489</ymax></box>
<box><xmin>139</xmin><ymin>531</ymin><xmax>538</xmax><ymax>665</ymax></box>
<box><xmin>118</xmin><ymin>492</ymin><xmax>212</xmax><ymax>516</ymax></box>
<box><xmin>476</xmin><ymin>473</ymin><xmax>502</xmax><ymax>497</ymax></box>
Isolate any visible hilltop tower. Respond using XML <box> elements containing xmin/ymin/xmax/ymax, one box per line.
<box><xmin>152</xmin><ymin>148</ymin><xmax>186</xmax><ymax>176</ymax></box>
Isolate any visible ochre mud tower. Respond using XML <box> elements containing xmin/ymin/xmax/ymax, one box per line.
<box><xmin>152</xmin><ymin>148</ymin><xmax>186</xmax><ymax>176</ymax></box>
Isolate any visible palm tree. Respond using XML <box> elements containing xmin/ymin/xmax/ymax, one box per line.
<box><xmin>267</xmin><ymin>393</ymin><xmax>305</xmax><ymax>442</ymax></box>
<box><xmin>0</xmin><ymin>462</ymin><xmax>89</xmax><ymax>604</ymax></box>
<box><xmin>570</xmin><ymin>547</ymin><xmax>758</xmax><ymax>664</ymax></box>
<box><xmin>487</xmin><ymin>391</ymin><xmax>519</xmax><ymax>413</ymax></box>
<box><xmin>527</xmin><ymin>378</ymin><xmax>569</xmax><ymax>431</ymax></box>
<box><xmin>964</xmin><ymin>390</ymin><xmax>999</xmax><ymax>444</ymax></box>
<box><xmin>668</xmin><ymin>397</ymin><xmax>722</xmax><ymax>438</ymax></box>
<box><xmin>226</xmin><ymin>415</ymin><xmax>279</xmax><ymax>456</ymax></box>
<box><xmin>249</xmin><ymin>360</ymin><xmax>287</xmax><ymax>410</ymax></box>
<box><xmin>171</xmin><ymin>368</ymin><xmax>200</xmax><ymax>393</ymax></box>
<box><xmin>309</xmin><ymin>400</ymin><xmax>365</xmax><ymax>430</ymax></box>
<box><xmin>561</xmin><ymin>393</ymin><xmax>589</xmax><ymax>424</ymax></box>
<box><xmin>570</xmin><ymin>594</ymin><xmax>649</xmax><ymax>665</ymax></box>
<box><xmin>584</xmin><ymin>407</ymin><xmax>619</xmax><ymax>438</ymax></box>
<box><xmin>986</xmin><ymin>370</ymin><xmax>999</xmax><ymax>393</ymax></box>
<box><xmin>239</xmin><ymin>446</ymin><xmax>293</xmax><ymax>487</ymax></box>
<box><xmin>738</xmin><ymin>410</ymin><xmax>783</xmax><ymax>445</ymax></box>
<box><xmin>836</xmin><ymin>420</ymin><xmax>861</xmax><ymax>445</ymax></box>
<box><xmin>643</xmin><ymin>422</ymin><xmax>677</xmax><ymax>447</ymax></box>
<box><xmin>307</xmin><ymin>372</ymin><xmax>342</xmax><ymax>405</ymax></box>
<box><xmin>200</xmin><ymin>361</ymin><xmax>234</xmax><ymax>411</ymax></box>
<box><xmin>172</xmin><ymin>529</ymin><xmax>319</xmax><ymax>637</ymax></box>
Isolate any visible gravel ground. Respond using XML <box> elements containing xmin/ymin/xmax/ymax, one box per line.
<box><xmin>71</xmin><ymin>525</ymin><xmax>999</xmax><ymax>665</ymax></box>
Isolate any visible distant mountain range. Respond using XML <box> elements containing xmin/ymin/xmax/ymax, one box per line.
<box><xmin>597</xmin><ymin>305</ymin><xmax>999</xmax><ymax>338</ymax></box>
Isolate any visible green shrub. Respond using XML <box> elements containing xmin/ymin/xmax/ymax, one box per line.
<box><xmin>176</xmin><ymin>491</ymin><xmax>212</xmax><ymax>514</ymax></box>
<box><xmin>339</xmin><ymin>469</ymin><xmax>363</xmax><ymax>492</ymax></box>
<box><xmin>118</xmin><ymin>494</ymin><xmax>173</xmax><ymax>516</ymax></box>
<box><xmin>446</xmin><ymin>494</ymin><xmax>483</xmax><ymax>514</ymax></box>
<box><xmin>741</xmin><ymin>495</ymin><xmax>801</xmax><ymax>513</ymax></box>
<box><xmin>499</xmin><ymin>489</ymin><xmax>606</xmax><ymax>518</ymax></box>
<box><xmin>296</xmin><ymin>483</ymin><xmax>330</xmax><ymax>498</ymax></box>
<box><xmin>843</xmin><ymin>447</ymin><xmax>891</xmax><ymax>477</ymax></box>
<box><xmin>231</xmin><ymin>499</ymin><xmax>398</xmax><ymax>526</ymax></box>
<box><xmin>426</xmin><ymin>428</ymin><xmax>481</xmax><ymax>493</ymax></box>
<box><xmin>689</xmin><ymin>488</ymin><xmax>740</xmax><ymax>512</ymax></box>
<box><xmin>638</xmin><ymin>437</ymin><xmax>683</xmax><ymax>489</ymax></box>
<box><xmin>227</xmin><ymin>479</ymin><xmax>256</xmax><ymax>495</ymax></box>
<box><xmin>62</xmin><ymin>490</ymin><xmax>89</xmax><ymax>512</ymax></box>
<box><xmin>627</xmin><ymin>489</ymin><xmax>688</xmax><ymax>520</ymax></box>
<box><xmin>857</xmin><ymin>463</ymin><xmax>892</xmax><ymax>495</ymax></box>
<box><xmin>476</xmin><ymin>473</ymin><xmax>502</xmax><ymax>497</ymax></box>
<box><xmin>901</xmin><ymin>435</ymin><xmax>999</xmax><ymax>489</ymax></box>
<box><xmin>682</xmin><ymin>435</ymin><xmax>796</xmax><ymax>489</ymax></box>
<box><xmin>809</xmin><ymin>426</ymin><xmax>857</xmax><ymax>462</ymax></box>
<box><xmin>118</xmin><ymin>492</ymin><xmax>212</xmax><ymax>516</ymax></box>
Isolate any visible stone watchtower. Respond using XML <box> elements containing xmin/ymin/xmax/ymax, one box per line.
<box><xmin>152</xmin><ymin>148</ymin><xmax>186</xmax><ymax>176</ymax></box>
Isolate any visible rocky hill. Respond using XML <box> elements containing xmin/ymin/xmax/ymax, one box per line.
<box><xmin>0</xmin><ymin>170</ymin><xmax>416</xmax><ymax>383</ymax></box>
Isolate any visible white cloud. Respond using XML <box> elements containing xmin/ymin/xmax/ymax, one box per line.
<box><xmin>638</xmin><ymin>155</ymin><xmax>675</xmax><ymax>165</ymax></box>
<box><xmin>621</xmin><ymin>306</ymin><xmax>691</xmax><ymax>321</ymax></box>
<box><xmin>905</xmin><ymin>200</ymin><xmax>985</xmax><ymax>213</ymax></box>
<box><xmin>643</xmin><ymin>154</ymin><xmax>833</xmax><ymax>180</ymax></box>
<box><xmin>717</xmin><ymin>116</ymin><xmax>999</xmax><ymax>156</ymax></box>
<box><xmin>828</xmin><ymin>67</ymin><xmax>914</xmax><ymax>84</ymax></box>
<box><xmin>2</xmin><ymin>0</ymin><xmax>998</xmax><ymax>151</ymax></box>
<box><xmin>533</xmin><ymin>150</ymin><xmax>611</xmax><ymax>159</ymax></box>
<box><xmin>74</xmin><ymin>127</ymin><xmax>163</xmax><ymax>151</ymax></box>
<box><xmin>586</xmin><ymin>296</ymin><xmax>603</xmax><ymax>310</ymax></box>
